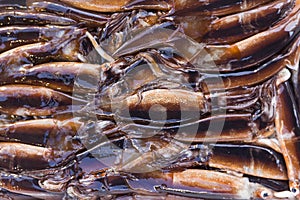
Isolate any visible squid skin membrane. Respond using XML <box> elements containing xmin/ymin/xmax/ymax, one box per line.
<box><xmin>91</xmin><ymin>137</ymin><xmax>287</xmax><ymax>180</ymax></box>
<box><xmin>174</xmin><ymin>0</ymin><xmax>291</xmax><ymax>41</ymax></box>
<box><xmin>66</xmin><ymin>164</ymin><xmax>276</xmax><ymax>199</ymax></box>
<box><xmin>104</xmin><ymin>89</ymin><xmax>207</xmax><ymax>113</ymax></box>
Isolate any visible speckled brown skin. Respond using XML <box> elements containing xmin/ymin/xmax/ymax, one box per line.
<box><xmin>0</xmin><ymin>139</ymin><xmax>83</xmax><ymax>173</ymax></box>
<box><xmin>60</xmin><ymin>0</ymin><xmax>132</xmax><ymax>12</ymax></box>
<box><xmin>121</xmin><ymin>89</ymin><xmax>205</xmax><ymax>113</ymax></box>
<box><xmin>275</xmin><ymin>81</ymin><xmax>300</xmax><ymax>196</ymax></box>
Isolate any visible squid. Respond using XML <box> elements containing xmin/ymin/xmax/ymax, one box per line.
<box><xmin>0</xmin><ymin>84</ymin><xmax>85</xmax><ymax>116</ymax></box>
<box><xmin>0</xmin><ymin>62</ymin><xmax>102</xmax><ymax>93</ymax></box>
<box><xmin>175</xmin><ymin>0</ymin><xmax>293</xmax><ymax>42</ymax></box>
<box><xmin>68</xmin><ymin>167</ymin><xmax>277</xmax><ymax>199</ymax></box>
<box><xmin>57</xmin><ymin>0</ymin><xmax>274</xmax><ymax>16</ymax></box>
<box><xmin>30</xmin><ymin>1</ymin><xmax>110</xmax><ymax>28</ymax></box>
<box><xmin>0</xmin><ymin>26</ymin><xmax>77</xmax><ymax>53</ymax></box>
<box><xmin>275</xmin><ymin>81</ymin><xmax>300</xmax><ymax>196</ymax></box>
<box><xmin>201</xmin><ymin>0</ymin><xmax>294</xmax><ymax>44</ymax></box>
<box><xmin>0</xmin><ymin>173</ymin><xmax>64</xmax><ymax>199</ymax></box>
<box><xmin>0</xmin><ymin>11</ymin><xmax>76</xmax><ymax>26</ymax></box>
<box><xmin>0</xmin><ymin>27</ymin><xmax>86</xmax><ymax>74</ymax></box>
<box><xmin>58</xmin><ymin>0</ymin><xmax>171</xmax><ymax>12</ymax></box>
<box><xmin>201</xmin><ymin>34</ymin><xmax>300</xmax><ymax>91</ymax></box>
<box><xmin>0</xmin><ymin>118</ymin><xmax>83</xmax><ymax>147</ymax></box>
<box><xmin>205</xmin><ymin>0</ymin><xmax>300</xmax><ymax>71</ymax></box>
<box><xmin>173</xmin><ymin>0</ymin><xmax>275</xmax><ymax>17</ymax></box>
<box><xmin>0</xmin><ymin>0</ymin><xmax>298</xmax><ymax>199</ymax></box>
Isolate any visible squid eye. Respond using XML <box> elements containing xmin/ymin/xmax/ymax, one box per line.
<box><xmin>159</xmin><ymin>47</ymin><xmax>175</xmax><ymax>59</ymax></box>
<box><xmin>260</xmin><ymin>191</ymin><xmax>270</xmax><ymax>199</ymax></box>
<box><xmin>291</xmin><ymin>187</ymin><xmax>299</xmax><ymax>195</ymax></box>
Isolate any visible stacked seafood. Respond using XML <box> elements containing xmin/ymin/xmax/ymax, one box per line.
<box><xmin>0</xmin><ymin>0</ymin><xmax>299</xmax><ymax>199</ymax></box>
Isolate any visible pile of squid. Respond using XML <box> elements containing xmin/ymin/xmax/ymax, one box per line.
<box><xmin>0</xmin><ymin>0</ymin><xmax>299</xmax><ymax>199</ymax></box>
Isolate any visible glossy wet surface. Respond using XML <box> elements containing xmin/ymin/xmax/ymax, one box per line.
<box><xmin>0</xmin><ymin>0</ymin><xmax>299</xmax><ymax>199</ymax></box>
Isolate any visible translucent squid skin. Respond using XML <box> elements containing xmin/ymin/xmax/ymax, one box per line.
<box><xmin>0</xmin><ymin>0</ymin><xmax>299</xmax><ymax>199</ymax></box>
<box><xmin>0</xmin><ymin>141</ymin><xmax>83</xmax><ymax>172</ymax></box>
